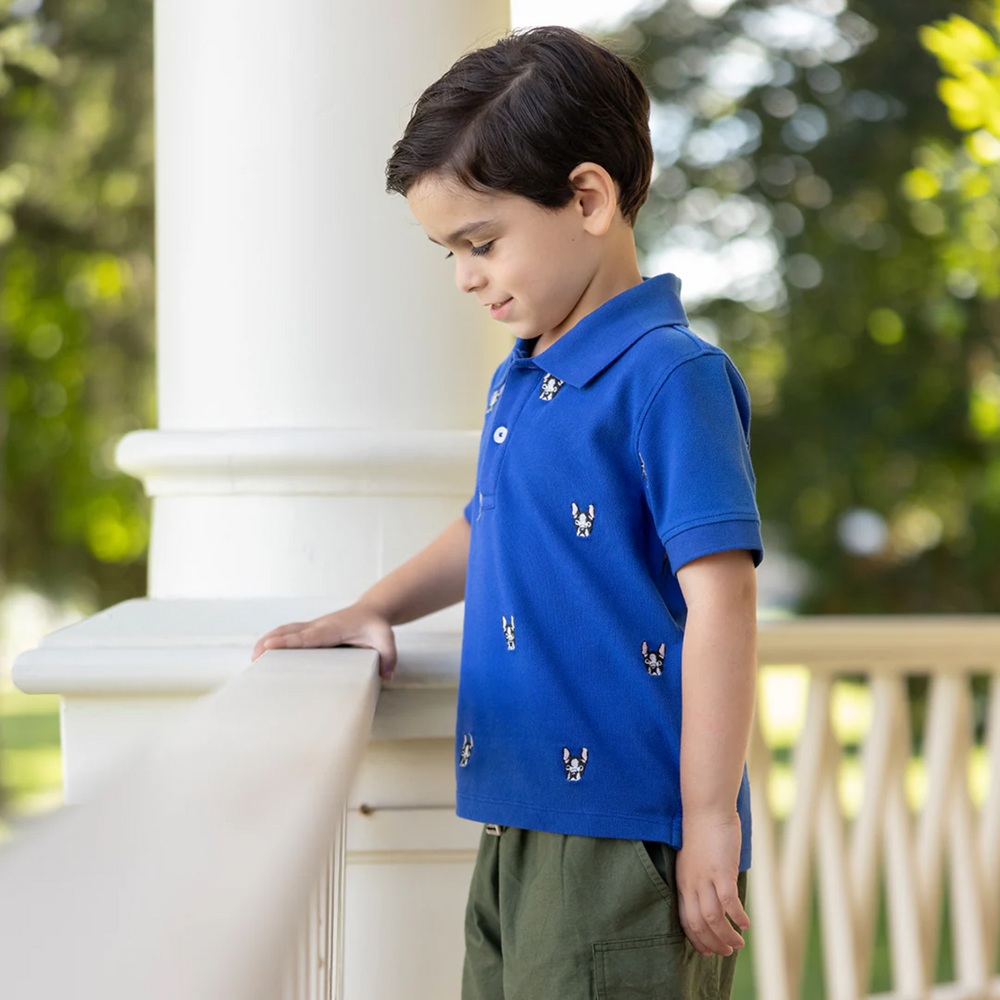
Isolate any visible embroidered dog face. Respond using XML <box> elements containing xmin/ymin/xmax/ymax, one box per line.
<box><xmin>501</xmin><ymin>615</ymin><xmax>516</xmax><ymax>649</ymax></box>
<box><xmin>570</xmin><ymin>502</ymin><xmax>595</xmax><ymax>537</ymax></box>
<box><xmin>641</xmin><ymin>641</ymin><xmax>666</xmax><ymax>676</ymax></box>
<box><xmin>486</xmin><ymin>383</ymin><xmax>504</xmax><ymax>413</ymax></box>
<box><xmin>460</xmin><ymin>733</ymin><xmax>473</xmax><ymax>766</ymax></box>
<box><xmin>539</xmin><ymin>374</ymin><xmax>564</xmax><ymax>400</ymax></box>
<box><xmin>563</xmin><ymin>746</ymin><xmax>588</xmax><ymax>781</ymax></box>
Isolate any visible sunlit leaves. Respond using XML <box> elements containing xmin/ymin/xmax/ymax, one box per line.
<box><xmin>920</xmin><ymin>15</ymin><xmax>1000</xmax><ymax>134</ymax></box>
<box><xmin>0</xmin><ymin>15</ymin><xmax>59</xmax><ymax>96</ymax></box>
<box><xmin>907</xmin><ymin>6</ymin><xmax>1000</xmax><ymax>300</ymax></box>
<box><xmin>1</xmin><ymin>0</ymin><xmax>154</xmax><ymax>608</ymax></box>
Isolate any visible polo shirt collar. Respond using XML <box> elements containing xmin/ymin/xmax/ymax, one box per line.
<box><xmin>510</xmin><ymin>272</ymin><xmax>689</xmax><ymax>388</ymax></box>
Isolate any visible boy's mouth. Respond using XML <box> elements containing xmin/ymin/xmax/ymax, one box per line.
<box><xmin>490</xmin><ymin>297</ymin><xmax>513</xmax><ymax>320</ymax></box>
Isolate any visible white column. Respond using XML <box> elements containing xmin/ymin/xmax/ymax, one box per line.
<box><xmin>15</xmin><ymin>2</ymin><xmax>510</xmax><ymax>998</ymax></box>
<box><xmin>119</xmin><ymin>0</ymin><xmax>511</xmax><ymax>600</ymax></box>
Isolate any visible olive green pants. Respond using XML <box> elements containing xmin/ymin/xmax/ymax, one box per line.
<box><xmin>462</xmin><ymin>824</ymin><xmax>748</xmax><ymax>1000</ymax></box>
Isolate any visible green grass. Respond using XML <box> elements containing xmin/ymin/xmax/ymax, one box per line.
<box><xmin>0</xmin><ymin>687</ymin><xmax>63</xmax><ymax>823</ymax></box>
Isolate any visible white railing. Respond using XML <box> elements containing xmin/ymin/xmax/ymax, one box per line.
<box><xmin>3</xmin><ymin>616</ymin><xmax>1000</xmax><ymax>1000</ymax></box>
<box><xmin>0</xmin><ymin>646</ymin><xmax>379</xmax><ymax>1000</ymax></box>
<box><xmin>751</xmin><ymin>616</ymin><xmax>1000</xmax><ymax>1000</ymax></box>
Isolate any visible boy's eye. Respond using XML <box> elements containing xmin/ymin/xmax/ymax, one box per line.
<box><xmin>445</xmin><ymin>240</ymin><xmax>495</xmax><ymax>260</ymax></box>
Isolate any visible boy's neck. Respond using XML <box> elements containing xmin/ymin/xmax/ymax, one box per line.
<box><xmin>529</xmin><ymin>244</ymin><xmax>643</xmax><ymax>358</ymax></box>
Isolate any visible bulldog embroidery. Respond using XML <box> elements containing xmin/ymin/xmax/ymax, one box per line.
<box><xmin>571</xmin><ymin>502</ymin><xmax>595</xmax><ymax>537</ymax></box>
<box><xmin>539</xmin><ymin>373</ymin><xmax>564</xmax><ymax>400</ymax></box>
<box><xmin>641</xmin><ymin>641</ymin><xmax>666</xmax><ymax>676</ymax></box>
<box><xmin>563</xmin><ymin>747</ymin><xmax>589</xmax><ymax>781</ymax></box>
<box><xmin>502</xmin><ymin>614</ymin><xmax>516</xmax><ymax>650</ymax></box>
<box><xmin>460</xmin><ymin>733</ymin><xmax>473</xmax><ymax>767</ymax></box>
<box><xmin>486</xmin><ymin>383</ymin><xmax>504</xmax><ymax>414</ymax></box>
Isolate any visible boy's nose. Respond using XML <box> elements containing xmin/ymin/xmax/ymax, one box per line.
<box><xmin>454</xmin><ymin>257</ymin><xmax>485</xmax><ymax>295</ymax></box>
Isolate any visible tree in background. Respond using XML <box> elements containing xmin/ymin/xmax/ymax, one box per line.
<box><xmin>0</xmin><ymin>0</ymin><xmax>153</xmax><ymax>614</ymax></box>
<box><xmin>610</xmin><ymin>0</ymin><xmax>1000</xmax><ymax>612</ymax></box>
<box><xmin>4</xmin><ymin>0</ymin><xmax>1000</xmax><ymax>617</ymax></box>
<box><xmin>903</xmin><ymin>3</ymin><xmax>1000</xmax><ymax>525</ymax></box>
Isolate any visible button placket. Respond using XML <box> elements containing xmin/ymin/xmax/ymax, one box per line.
<box><xmin>480</xmin><ymin>362</ymin><xmax>534</xmax><ymax>503</ymax></box>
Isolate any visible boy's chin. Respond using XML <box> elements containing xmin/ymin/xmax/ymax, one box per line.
<box><xmin>508</xmin><ymin>319</ymin><xmax>538</xmax><ymax>339</ymax></box>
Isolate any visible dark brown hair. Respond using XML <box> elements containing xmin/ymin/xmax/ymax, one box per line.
<box><xmin>385</xmin><ymin>25</ymin><xmax>653</xmax><ymax>227</ymax></box>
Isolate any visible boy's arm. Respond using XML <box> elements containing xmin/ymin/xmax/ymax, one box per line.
<box><xmin>355</xmin><ymin>514</ymin><xmax>471</xmax><ymax>626</ymax></box>
<box><xmin>251</xmin><ymin>514</ymin><xmax>471</xmax><ymax>675</ymax></box>
<box><xmin>674</xmin><ymin>547</ymin><xmax>757</xmax><ymax>956</ymax></box>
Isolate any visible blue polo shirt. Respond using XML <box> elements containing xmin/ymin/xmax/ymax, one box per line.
<box><xmin>456</xmin><ymin>272</ymin><xmax>763</xmax><ymax>871</ymax></box>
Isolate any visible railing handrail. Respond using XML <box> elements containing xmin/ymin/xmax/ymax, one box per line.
<box><xmin>758</xmin><ymin>614</ymin><xmax>1000</xmax><ymax>671</ymax></box>
<box><xmin>0</xmin><ymin>647</ymin><xmax>379</xmax><ymax>1000</ymax></box>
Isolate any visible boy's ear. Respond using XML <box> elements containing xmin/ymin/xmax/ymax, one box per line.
<box><xmin>568</xmin><ymin>161</ymin><xmax>620</xmax><ymax>237</ymax></box>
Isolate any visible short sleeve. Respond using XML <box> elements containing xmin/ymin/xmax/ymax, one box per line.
<box><xmin>636</xmin><ymin>352</ymin><xmax>763</xmax><ymax>573</ymax></box>
<box><xmin>463</xmin><ymin>492</ymin><xmax>476</xmax><ymax>524</ymax></box>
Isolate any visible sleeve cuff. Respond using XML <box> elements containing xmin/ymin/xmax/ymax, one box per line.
<box><xmin>663</xmin><ymin>518</ymin><xmax>764</xmax><ymax>573</ymax></box>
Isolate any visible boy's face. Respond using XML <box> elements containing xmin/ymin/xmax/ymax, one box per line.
<box><xmin>406</xmin><ymin>171</ymin><xmax>603</xmax><ymax>342</ymax></box>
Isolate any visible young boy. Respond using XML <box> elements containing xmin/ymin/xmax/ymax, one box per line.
<box><xmin>253</xmin><ymin>24</ymin><xmax>762</xmax><ymax>1000</ymax></box>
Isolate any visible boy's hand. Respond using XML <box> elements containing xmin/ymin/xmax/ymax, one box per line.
<box><xmin>249</xmin><ymin>602</ymin><xmax>399</xmax><ymax>680</ymax></box>
<box><xmin>675</xmin><ymin>811</ymin><xmax>750</xmax><ymax>958</ymax></box>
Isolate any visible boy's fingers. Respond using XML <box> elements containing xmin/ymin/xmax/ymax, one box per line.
<box><xmin>719</xmin><ymin>877</ymin><xmax>750</xmax><ymax>941</ymax></box>
<box><xmin>708</xmin><ymin>882</ymin><xmax>747</xmax><ymax>954</ymax></box>
<box><xmin>728</xmin><ymin>893</ymin><xmax>750</xmax><ymax>931</ymax></box>
<box><xmin>266</xmin><ymin>622</ymin><xmax>310</xmax><ymax>640</ymax></box>
<box><xmin>697</xmin><ymin>892</ymin><xmax>740</xmax><ymax>956</ymax></box>
<box><xmin>679</xmin><ymin>891</ymin><xmax>718</xmax><ymax>957</ymax></box>
<box><xmin>250</xmin><ymin>622</ymin><xmax>311</xmax><ymax>661</ymax></box>
<box><xmin>682</xmin><ymin>884</ymin><xmax>745</xmax><ymax>957</ymax></box>
<box><xmin>250</xmin><ymin>617</ymin><xmax>398</xmax><ymax>675</ymax></box>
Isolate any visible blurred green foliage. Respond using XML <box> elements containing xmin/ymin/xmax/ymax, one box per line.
<box><xmin>4</xmin><ymin>0</ymin><xmax>1000</xmax><ymax>621</ymax></box>
<box><xmin>904</xmin><ymin>6</ymin><xmax>1000</xmax><ymax>301</ymax></box>
<box><xmin>0</xmin><ymin>0</ymin><xmax>153</xmax><ymax>613</ymax></box>
<box><xmin>611</xmin><ymin>0</ymin><xmax>1000</xmax><ymax>612</ymax></box>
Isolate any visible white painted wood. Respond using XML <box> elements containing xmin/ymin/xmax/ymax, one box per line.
<box><xmin>12</xmin><ymin>611</ymin><xmax>1000</xmax><ymax>998</ymax></box>
<box><xmin>882</xmin><ymin>677</ymin><xmax>926</xmax><ymax>998</ymax></box>
<box><xmin>758</xmin><ymin>616</ymin><xmax>1000</xmax><ymax>669</ymax></box>
<box><xmin>746</xmin><ymin>624</ymin><xmax>1000</xmax><ymax>1000</ymax></box>
<box><xmin>746</xmin><ymin>713</ymin><xmax>794</xmax><ymax>1000</ymax></box>
<box><xmin>115</xmin><ymin>427</ymin><xmax>481</xmax><ymax>497</ymax></box>
<box><xmin>781</xmin><ymin>672</ymin><xmax>830</xmax><ymax>994</ymax></box>
<box><xmin>850</xmin><ymin>673</ymin><xmax>895</xmax><ymax>980</ymax></box>
<box><xmin>947</xmin><ymin>681</ymin><xmax>988</xmax><ymax>991</ymax></box>
<box><xmin>980</xmin><ymin>679</ymin><xmax>1000</xmax><ymax>971</ymax></box>
<box><xmin>917</xmin><ymin>674</ymin><xmax>960</xmax><ymax>964</ymax></box>
<box><xmin>0</xmin><ymin>648</ymin><xmax>379</xmax><ymax>1000</ymax></box>
<box><xmin>12</xmin><ymin>599</ymin><xmax>465</xmax><ymax>814</ymax></box>
<box><xmin>815</xmin><ymin>717</ymin><xmax>861</xmax><ymax>1000</ymax></box>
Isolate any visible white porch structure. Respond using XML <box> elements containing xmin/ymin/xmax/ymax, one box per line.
<box><xmin>3</xmin><ymin>2</ymin><xmax>1000</xmax><ymax>999</ymax></box>
<box><xmin>7</xmin><ymin>614</ymin><xmax>1000</xmax><ymax>999</ymax></box>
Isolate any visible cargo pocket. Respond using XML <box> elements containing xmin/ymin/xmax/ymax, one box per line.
<box><xmin>592</xmin><ymin>934</ymin><xmax>684</xmax><ymax>999</ymax></box>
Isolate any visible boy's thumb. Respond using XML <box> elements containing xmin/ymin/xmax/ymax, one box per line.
<box><xmin>376</xmin><ymin>631</ymin><xmax>398</xmax><ymax>680</ymax></box>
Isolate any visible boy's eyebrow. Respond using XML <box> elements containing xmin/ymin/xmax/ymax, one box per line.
<box><xmin>427</xmin><ymin>220</ymin><xmax>499</xmax><ymax>246</ymax></box>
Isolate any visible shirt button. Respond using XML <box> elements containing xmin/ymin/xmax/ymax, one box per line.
<box><xmin>493</xmin><ymin>426</ymin><xmax>508</xmax><ymax>443</ymax></box>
